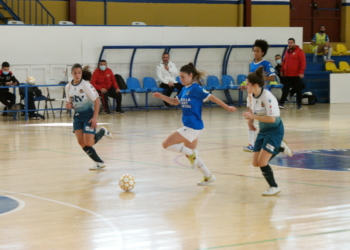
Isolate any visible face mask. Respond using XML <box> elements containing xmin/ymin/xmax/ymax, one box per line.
<box><xmin>99</xmin><ymin>66</ymin><xmax>106</xmax><ymax>71</ymax></box>
<box><xmin>276</xmin><ymin>59</ymin><xmax>281</xmax><ymax>64</ymax></box>
<box><xmin>2</xmin><ymin>71</ymin><xmax>9</xmax><ymax>75</ymax></box>
<box><xmin>319</xmin><ymin>30</ymin><xmax>325</xmax><ymax>33</ymax></box>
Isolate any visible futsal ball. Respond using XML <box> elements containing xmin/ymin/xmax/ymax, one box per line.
<box><xmin>26</xmin><ymin>76</ymin><xmax>36</xmax><ymax>85</ymax></box>
<box><xmin>119</xmin><ymin>174</ymin><xmax>136</xmax><ymax>191</ymax></box>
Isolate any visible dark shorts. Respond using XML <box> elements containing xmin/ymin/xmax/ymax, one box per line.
<box><xmin>73</xmin><ymin>109</ymin><xmax>96</xmax><ymax>134</ymax></box>
<box><xmin>253</xmin><ymin>120</ymin><xmax>284</xmax><ymax>155</ymax></box>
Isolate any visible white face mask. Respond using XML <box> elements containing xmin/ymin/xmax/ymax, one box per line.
<box><xmin>99</xmin><ymin>65</ymin><xmax>106</xmax><ymax>71</ymax></box>
<box><xmin>276</xmin><ymin>59</ymin><xmax>282</xmax><ymax>64</ymax></box>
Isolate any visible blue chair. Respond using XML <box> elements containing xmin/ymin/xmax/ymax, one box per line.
<box><xmin>20</xmin><ymin>83</ymin><xmax>49</xmax><ymax>118</ymax></box>
<box><xmin>206</xmin><ymin>75</ymin><xmax>227</xmax><ymax>91</ymax></box>
<box><xmin>222</xmin><ymin>75</ymin><xmax>239</xmax><ymax>90</ymax></box>
<box><xmin>143</xmin><ymin>77</ymin><xmax>164</xmax><ymax>109</ymax></box>
<box><xmin>143</xmin><ymin>77</ymin><xmax>164</xmax><ymax>92</ymax></box>
<box><xmin>126</xmin><ymin>77</ymin><xmax>148</xmax><ymax>108</ymax></box>
<box><xmin>176</xmin><ymin>76</ymin><xmax>181</xmax><ymax>83</ymax></box>
<box><xmin>237</xmin><ymin>74</ymin><xmax>247</xmax><ymax>85</ymax></box>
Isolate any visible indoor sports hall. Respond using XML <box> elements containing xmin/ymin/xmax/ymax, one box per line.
<box><xmin>1</xmin><ymin>1</ymin><xmax>350</xmax><ymax>249</ymax></box>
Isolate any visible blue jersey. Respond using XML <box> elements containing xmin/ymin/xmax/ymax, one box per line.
<box><xmin>177</xmin><ymin>83</ymin><xmax>210</xmax><ymax>130</ymax></box>
<box><xmin>249</xmin><ymin>60</ymin><xmax>276</xmax><ymax>81</ymax></box>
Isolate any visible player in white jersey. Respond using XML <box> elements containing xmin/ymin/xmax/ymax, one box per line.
<box><xmin>153</xmin><ymin>63</ymin><xmax>236</xmax><ymax>185</ymax></box>
<box><xmin>65</xmin><ymin>64</ymin><xmax>113</xmax><ymax>170</ymax></box>
<box><xmin>242</xmin><ymin>66</ymin><xmax>291</xmax><ymax>196</ymax></box>
<box><xmin>244</xmin><ymin>39</ymin><xmax>276</xmax><ymax>153</ymax></box>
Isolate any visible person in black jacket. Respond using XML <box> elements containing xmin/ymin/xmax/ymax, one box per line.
<box><xmin>0</xmin><ymin>62</ymin><xmax>18</xmax><ymax>116</ymax></box>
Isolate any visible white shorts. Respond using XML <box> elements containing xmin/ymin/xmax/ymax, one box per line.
<box><xmin>177</xmin><ymin>126</ymin><xmax>203</xmax><ymax>142</ymax></box>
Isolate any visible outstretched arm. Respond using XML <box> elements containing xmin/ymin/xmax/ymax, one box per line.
<box><xmin>208</xmin><ymin>95</ymin><xmax>236</xmax><ymax>112</ymax></box>
<box><xmin>153</xmin><ymin>92</ymin><xmax>180</xmax><ymax>106</ymax></box>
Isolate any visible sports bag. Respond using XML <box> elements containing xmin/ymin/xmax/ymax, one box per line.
<box><xmin>114</xmin><ymin>74</ymin><xmax>127</xmax><ymax>90</ymax></box>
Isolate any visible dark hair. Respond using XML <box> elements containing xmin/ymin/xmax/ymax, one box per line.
<box><xmin>247</xmin><ymin>65</ymin><xmax>264</xmax><ymax>88</ymax></box>
<box><xmin>288</xmin><ymin>38</ymin><xmax>295</xmax><ymax>43</ymax></box>
<box><xmin>99</xmin><ymin>60</ymin><xmax>107</xmax><ymax>64</ymax></box>
<box><xmin>2</xmin><ymin>62</ymin><xmax>10</xmax><ymax>68</ymax></box>
<box><xmin>319</xmin><ymin>24</ymin><xmax>325</xmax><ymax>29</ymax></box>
<box><xmin>162</xmin><ymin>52</ymin><xmax>169</xmax><ymax>57</ymax></box>
<box><xmin>71</xmin><ymin>63</ymin><xmax>92</xmax><ymax>81</ymax></box>
<box><xmin>180</xmin><ymin>62</ymin><xmax>205</xmax><ymax>86</ymax></box>
<box><xmin>275</xmin><ymin>54</ymin><xmax>281</xmax><ymax>58</ymax></box>
<box><xmin>253</xmin><ymin>39</ymin><xmax>269</xmax><ymax>56</ymax></box>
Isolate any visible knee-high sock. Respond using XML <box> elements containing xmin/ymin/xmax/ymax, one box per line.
<box><xmin>327</xmin><ymin>47</ymin><xmax>332</xmax><ymax>59</ymax></box>
<box><xmin>94</xmin><ymin>128</ymin><xmax>105</xmax><ymax>144</ymax></box>
<box><xmin>197</xmin><ymin>156</ymin><xmax>211</xmax><ymax>177</ymax></box>
<box><xmin>166</xmin><ymin>144</ymin><xmax>193</xmax><ymax>156</ymax></box>
<box><xmin>248</xmin><ymin>129</ymin><xmax>255</xmax><ymax>146</ymax></box>
<box><xmin>260</xmin><ymin>165</ymin><xmax>277</xmax><ymax>187</ymax></box>
<box><xmin>83</xmin><ymin>146</ymin><xmax>103</xmax><ymax>163</ymax></box>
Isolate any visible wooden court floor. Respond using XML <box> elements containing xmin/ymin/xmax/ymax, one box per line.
<box><xmin>0</xmin><ymin>103</ymin><xmax>350</xmax><ymax>250</ymax></box>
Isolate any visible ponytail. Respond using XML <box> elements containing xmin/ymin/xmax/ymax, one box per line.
<box><xmin>71</xmin><ymin>64</ymin><xmax>92</xmax><ymax>82</ymax></box>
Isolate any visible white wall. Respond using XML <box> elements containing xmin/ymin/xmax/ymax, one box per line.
<box><xmin>330</xmin><ymin>74</ymin><xmax>350</xmax><ymax>103</ymax></box>
<box><xmin>0</xmin><ymin>26</ymin><xmax>302</xmax><ymax>110</ymax></box>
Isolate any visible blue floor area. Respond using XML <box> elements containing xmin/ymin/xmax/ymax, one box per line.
<box><xmin>271</xmin><ymin>149</ymin><xmax>350</xmax><ymax>171</ymax></box>
<box><xmin>0</xmin><ymin>196</ymin><xmax>19</xmax><ymax>214</ymax></box>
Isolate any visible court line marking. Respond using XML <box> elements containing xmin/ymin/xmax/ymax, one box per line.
<box><xmin>0</xmin><ymin>190</ymin><xmax>123</xmax><ymax>249</ymax></box>
<box><xmin>196</xmin><ymin>228</ymin><xmax>350</xmax><ymax>250</ymax></box>
<box><xmin>0</xmin><ymin>195</ymin><xmax>26</xmax><ymax>216</ymax></box>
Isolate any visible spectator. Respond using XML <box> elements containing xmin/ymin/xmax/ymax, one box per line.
<box><xmin>19</xmin><ymin>85</ymin><xmax>45</xmax><ymax>120</ymax></box>
<box><xmin>275</xmin><ymin>54</ymin><xmax>283</xmax><ymax>82</ymax></box>
<box><xmin>91</xmin><ymin>60</ymin><xmax>124</xmax><ymax>114</ymax></box>
<box><xmin>311</xmin><ymin>25</ymin><xmax>334</xmax><ymax>62</ymax></box>
<box><xmin>279</xmin><ymin>38</ymin><xmax>306</xmax><ymax>110</ymax></box>
<box><xmin>0</xmin><ymin>62</ymin><xmax>18</xmax><ymax>116</ymax></box>
<box><xmin>157</xmin><ymin>53</ymin><xmax>183</xmax><ymax>107</ymax></box>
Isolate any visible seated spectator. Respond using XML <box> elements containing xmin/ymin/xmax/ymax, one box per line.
<box><xmin>275</xmin><ymin>54</ymin><xmax>283</xmax><ymax>82</ymax></box>
<box><xmin>91</xmin><ymin>60</ymin><xmax>124</xmax><ymax>114</ymax></box>
<box><xmin>157</xmin><ymin>53</ymin><xmax>183</xmax><ymax>107</ymax></box>
<box><xmin>0</xmin><ymin>62</ymin><xmax>18</xmax><ymax>116</ymax></box>
<box><xmin>311</xmin><ymin>25</ymin><xmax>334</xmax><ymax>62</ymax></box>
<box><xmin>19</xmin><ymin>85</ymin><xmax>45</xmax><ymax>120</ymax></box>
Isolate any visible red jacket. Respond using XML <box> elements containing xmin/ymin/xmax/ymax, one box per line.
<box><xmin>281</xmin><ymin>45</ymin><xmax>306</xmax><ymax>76</ymax></box>
<box><xmin>91</xmin><ymin>68</ymin><xmax>119</xmax><ymax>91</ymax></box>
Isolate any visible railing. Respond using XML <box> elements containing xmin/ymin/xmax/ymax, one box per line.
<box><xmin>0</xmin><ymin>0</ymin><xmax>55</xmax><ymax>24</ymax></box>
<box><xmin>0</xmin><ymin>84</ymin><xmax>65</xmax><ymax>121</ymax></box>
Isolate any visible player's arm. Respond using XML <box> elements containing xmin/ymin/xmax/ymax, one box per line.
<box><xmin>153</xmin><ymin>92</ymin><xmax>180</xmax><ymax>105</ymax></box>
<box><xmin>244</xmin><ymin>113</ymin><xmax>275</xmax><ymax>123</ymax></box>
<box><xmin>208</xmin><ymin>95</ymin><xmax>236</xmax><ymax>112</ymax></box>
<box><xmin>65</xmin><ymin>84</ymin><xmax>73</xmax><ymax>109</ymax></box>
<box><xmin>264</xmin><ymin>75</ymin><xmax>275</xmax><ymax>81</ymax></box>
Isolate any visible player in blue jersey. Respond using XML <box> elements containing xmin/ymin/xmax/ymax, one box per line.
<box><xmin>242</xmin><ymin>66</ymin><xmax>288</xmax><ymax>196</ymax></box>
<box><xmin>65</xmin><ymin>64</ymin><xmax>113</xmax><ymax>170</ymax></box>
<box><xmin>244</xmin><ymin>39</ymin><xmax>276</xmax><ymax>153</ymax></box>
<box><xmin>153</xmin><ymin>62</ymin><xmax>236</xmax><ymax>185</ymax></box>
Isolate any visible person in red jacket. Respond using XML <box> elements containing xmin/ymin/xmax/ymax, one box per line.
<box><xmin>279</xmin><ymin>38</ymin><xmax>306</xmax><ymax>110</ymax></box>
<box><xmin>91</xmin><ymin>60</ymin><xmax>124</xmax><ymax>114</ymax></box>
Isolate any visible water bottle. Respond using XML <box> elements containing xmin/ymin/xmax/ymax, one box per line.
<box><xmin>230</xmin><ymin>80</ymin><xmax>234</xmax><ymax>87</ymax></box>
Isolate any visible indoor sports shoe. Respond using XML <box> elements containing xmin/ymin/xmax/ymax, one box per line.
<box><xmin>243</xmin><ymin>144</ymin><xmax>254</xmax><ymax>153</ymax></box>
<box><xmin>262</xmin><ymin>186</ymin><xmax>281</xmax><ymax>196</ymax></box>
<box><xmin>197</xmin><ymin>174</ymin><xmax>216</xmax><ymax>186</ymax></box>
<box><xmin>89</xmin><ymin>162</ymin><xmax>106</xmax><ymax>170</ymax></box>
<box><xmin>188</xmin><ymin>149</ymin><xmax>199</xmax><ymax>169</ymax></box>
<box><xmin>101</xmin><ymin>126</ymin><xmax>113</xmax><ymax>139</ymax></box>
<box><xmin>280</xmin><ymin>140</ymin><xmax>293</xmax><ymax>157</ymax></box>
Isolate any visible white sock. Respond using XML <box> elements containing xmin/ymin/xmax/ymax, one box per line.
<box><xmin>323</xmin><ymin>55</ymin><xmax>327</xmax><ymax>61</ymax></box>
<box><xmin>196</xmin><ymin>157</ymin><xmax>211</xmax><ymax>177</ymax></box>
<box><xmin>248</xmin><ymin>129</ymin><xmax>255</xmax><ymax>146</ymax></box>
<box><xmin>166</xmin><ymin>144</ymin><xmax>193</xmax><ymax>155</ymax></box>
<box><xmin>327</xmin><ymin>47</ymin><xmax>332</xmax><ymax>59</ymax></box>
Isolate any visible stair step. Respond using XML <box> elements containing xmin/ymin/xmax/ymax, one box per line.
<box><xmin>306</xmin><ymin>62</ymin><xmax>325</xmax><ymax>72</ymax></box>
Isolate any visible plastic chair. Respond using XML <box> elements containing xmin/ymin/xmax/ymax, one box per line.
<box><xmin>7</xmin><ymin>20</ymin><xmax>24</xmax><ymax>25</ymax></box>
<box><xmin>222</xmin><ymin>75</ymin><xmax>239</xmax><ymax>90</ymax></box>
<box><xmin>143</xmin><ymin>77</ymin><xmax>164</xmax><ymax>92</ymax></box>
<box><xmin>45</xmin><ymin>77</ymin><xmax>67</xmax><ymax>117</ymax></box>
<box><xmin>59</xmin><ymin>21</ymin><xmax>74</xmax><ymax>25</ymax></box>
<box><xmin>339</xmin><ymin>61</ymin><xmax>350</xmax><ymax>73</ymax></box>
<box><xmin>325</xmin><ymin>62</ymin><xmax>344</xmax><ymax>73</ymax></box>
<box><xmin>132</xmin><ymin>22</ymin><xmax>146</xmax><ymax>25</ymax></box>
<box><xmin>237</xmin><ymin>74</ymin><xmax>247</xmax><ymax>85</ymax></box>
<box><xmin>126</xmin><ymin>77</ymin><xmax>147</xmax><ymax>93</ymax></box>
<box><xmin>336</xmin><ymin>44</ymin><xmax>350</xmax><ymax>55</ymax></box>
<box><xmin>176</xmin><ymin>76</ymin><xmax>181</xmax><ymax>83</ymax></box>
<box><xmin>206</xmin><ymin>75</ymin><xmax>227</xmax><ymax>91</ymax></box>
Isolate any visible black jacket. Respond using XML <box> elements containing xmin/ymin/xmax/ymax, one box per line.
<box><xmin>0</xmin><ymin>71</ymin><xmax>19</xmax><ymax>93</ymax></box>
